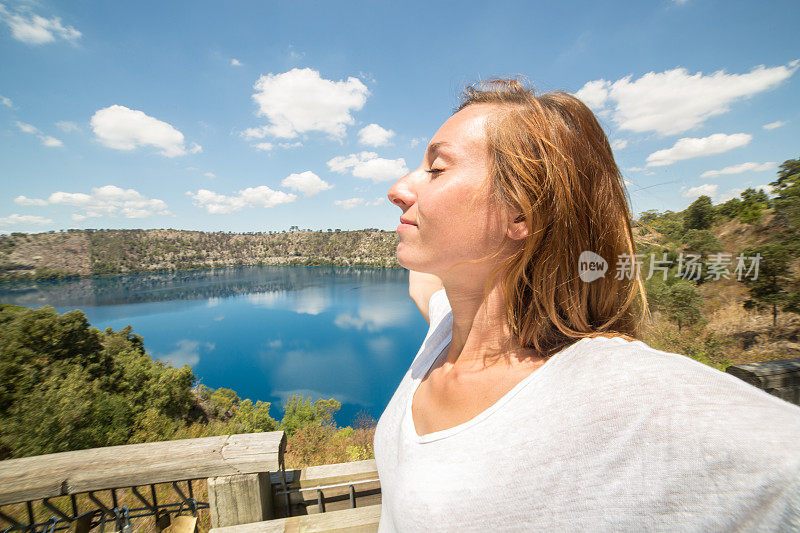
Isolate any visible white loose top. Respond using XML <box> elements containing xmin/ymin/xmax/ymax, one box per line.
<box><xmin>373</xmin><ymin>289</ymin><xmax>800</xmax><ymax>531</ymax></box>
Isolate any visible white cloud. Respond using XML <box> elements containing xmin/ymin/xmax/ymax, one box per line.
<box><xmin>3</xmin><ymin>9</ymin><xmax>81</xmax><ymax>45</ymax></box>
<box><xmin>700</xmin><ymin>161</ymin><xmax>776</xmax><ymax>179</ymax></box>
<box><xmin>16</xmin><ymin>121</ymin><xmax>63</xmax><ymax>147</ymax></box>
<box><xmin>42</xmin><ymin>185</ymin><xmax>171</xmax><ymax>219</ymax></box>
<box><xmin>287</xmin><ymin>46</ymin><xmax>305</xmax><ymax>62</ymax></box>
<box><xmin>366</xmin><ymin>336</ymin><xmax>394</xmax><ymax>355</ymax></box>
<box><xmin>574</xmin><ymin>60</ymin><xmax>799</xmax><ymax>136</ymax></box>
<box><xmin>249</xmin><ymin>67</ymin><xmax>369</xmax><ymax>139</ymax></box>
<box><xmin>0</xmin><ymin>95</ymin><xmax>12</xmax><ymax>108</ymax></box>
<box><xmin>16</xmin><ymin>121</ymin><xmax>38</xmax><ymax>134</ymax></box>
<box><xmin>247</xmin><ymin>290</ymin><xmax>286</xmax><ymax>307</ymax></box>
<box><xmin>0</xmin><ymin>214</ymin><xmax>53</xmax><ymax>225</ymax></box>
<box><xmin>611</xmin><ymin>139</ymin><xmax>628</xmax><ymax>150</ymax></box>
<box><xmin>279</xmin><ymin>141</ymin><xmax>302</xmax><ymax>149</ymax></box>
<box><xmin>358</xmin><ymin>123</ymin><xmax>395</xmax><ymax>146</ymax></box>
<box><xmin>55</xmin><ymin>121</ymin><xmax>80</xmax><ymax>132</ymax></box>
<box><xmin>204</xmin><ymin>172</ymin><xmax>216</xmax><ymax>179</ymax></box>
<box><xmin>334</xmin><ymin>198</ymin><xmax>365</xmax><ymax>210</ymax></box>
<box><xmin>41</xmin><ymin>135</ymin><xmax>62</xmax><ymax>147</ymax></box>
<box><xmin>71</xmin><ymin>212</ymin><xmax>100</xmax><ymax>221</ymax></box>
<box><xmin>91</xmin><ymin>105</ymin><xmax>199</xmax><ymax>158</ymax></box>
<box><xmin>241</xmin><ymin>126</ymin><xmax>268</xmax><ymax>140</ymax></box>
<box><xmin>410</xmin><ymin>137</ymin><xmax>426</xmax><ymax>148</ymax></box>
<box><xmin>291</xmin><ymin>287</ymin><xmax>329</xmax><ymax>315</ymax></box>
<box><xmin>327</xmin><ymin>151</ymin><xmax>408</xmax><ymax>182</ymax></box>
<box><xmin>366</xmin><ymin>197</ymin><xmax>385</xmax><ymax>206</ymax></box>
<box><xmin>157</xmin><ymin>339</ymin><xmax>213</xmax><ymax>368</ymax></box>
<box><xmin>280</xmin><ymin>171</ymin><xmax>333</xmax><ymax>197</ymax></box>
<box><xmin>763</xmin><ymin>120</ymin><xmax>786</xmax><ymax>130</ymax></box>
<box><xmin>14</xmin><ymin>195</ymin><xmax>48</xmax><ymax>206</ymax></box>
<box><xmin>253</xmin><ymin>142</ymin><xmax>273</xmax><ymax>151</ymax></box>
<box><xmin>625</xmin><ymin>167</ymin><xmax>646</xmax><ymax>172</ymax></box>
<box><xmin>231</xmin><ymin>58</ymin><xmax>242</xmax><ymax>67</ymax></box>
<box><xmin>333</xmin><ymin>304</ymin><xmax>409</xmax><ymax>332</ymax></box>
<box><xmin>681</xmin><ymin>183</ymin><xmax>718</xmax><ymax>199</ymax></box>
<box><xmin>574</xmin><ymin>79</ymin><xmax>610</xmax><ymax>110</ymax></box>
<box><xmin>187</xmin><ymin>186</ymin><xmax>297</xmax><ymax>214</ymax></box>
<box><xmin>646</xmin><ymin>133</ymin><xmax>751</xmax><ymax>167</ymax></box>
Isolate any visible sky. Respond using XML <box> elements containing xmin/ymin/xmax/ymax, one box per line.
<box><xmin>1</xmin><ymin>0</ymin><xmax>799</xmax><ymax>234</ymax></box>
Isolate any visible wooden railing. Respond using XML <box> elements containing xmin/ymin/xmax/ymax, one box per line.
<box><xmin>3</xmin><ymin>358</ymin><xmax>794</xmax><ymax>532</ymax></box>
<box><xmin>725</xmin><ymin>357</ymin><xmax>800</xmax><ymax>405</ymax></box>
<box><xmin>0</xmin><ymin>431</ymin><xmax>382</xmax><ymax>532</ymax></box>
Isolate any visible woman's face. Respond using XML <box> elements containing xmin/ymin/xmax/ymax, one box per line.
<box><xmin>387</xmin><ymin>104</ymin><xmax>516</xmax><ymax>279</ymax></box>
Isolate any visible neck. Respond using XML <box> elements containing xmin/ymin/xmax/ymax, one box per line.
<box><xmin>440</xmin><ymin>269</ymin><xmax>544</xmax><ymax>369</ymax></box>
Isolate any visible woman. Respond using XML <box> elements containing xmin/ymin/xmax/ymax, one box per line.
<box><xmin>374</xmin><ymin>78</ymin><xmax>800</xmax><ymax>531</ymax></box>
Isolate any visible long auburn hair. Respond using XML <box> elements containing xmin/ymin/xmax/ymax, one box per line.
<box><xmin>455</xmin><ymin>77</ymin><xmax>649</xmax><ymax>357</ymax></box>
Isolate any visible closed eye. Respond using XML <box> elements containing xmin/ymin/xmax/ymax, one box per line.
<box><xmin>425</xmin><ymin>168</ymin><xmax>444</xmax><ymax>176</ymax></box>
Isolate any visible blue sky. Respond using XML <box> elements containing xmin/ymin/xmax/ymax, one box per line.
<box><xmin>1</xmin><ymin>0</ymin><xmax>798</xmax><ymax>234</ymax></box>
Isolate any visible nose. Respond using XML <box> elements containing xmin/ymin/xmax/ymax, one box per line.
<box><xmin>387</xmin><ymin>169</ymin><xmax>418</xmax><ymax>211</ymax></box>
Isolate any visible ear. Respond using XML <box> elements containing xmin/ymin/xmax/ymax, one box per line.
<box><xmin>506</xmin><ymin>212</ymin><xmax>529</xmax><ymax>240</ymax></box>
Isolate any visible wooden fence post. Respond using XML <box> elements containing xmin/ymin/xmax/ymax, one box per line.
<box><xmin>208</xmin><ymin>472</ymin><xmax>273</xmax><ymax>528</ymax></box>
<box><xmin>725</xmin><ymin>357</ymin><xmax>800</xmax><ymax>405</ymax></box>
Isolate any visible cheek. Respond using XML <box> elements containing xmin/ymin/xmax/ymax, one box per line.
<box><xmin>421</xmin><ymin>186</ymin><xmax>506</xmax><ymax>245</ymax></box>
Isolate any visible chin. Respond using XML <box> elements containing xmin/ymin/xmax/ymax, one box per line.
<box><xmin>395</xmin><ymin>243</ymin><xmax>418</xmax><ymax>271</ymax></box>
<box><xmin>396</xmin><ymin>245</ymin><xmax>437</xmax><ymax>274</ymax></box>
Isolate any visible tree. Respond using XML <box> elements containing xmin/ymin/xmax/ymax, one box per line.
<box><xmin>643</xmin><ymin>275</ymin><xmax>671</xmax><ymax>314</ymax></box>
<box><xmin>683</xmin><ymin>196</ymin><xmax>714</xmax><ymax>230</ymax></box>
<box><xmin>737</xmin><ymin>187</ymin><xmax>771</xmax><ymax>224</ymax></box>
<box><xmin>770</xmin><ymin>156</ymin><xmax>800</xmax><ymax>238</ymax></box>
<box><xmin>0</xmin><ymin>305</ymin><xmax>197</xmax><ymax>458</ymax></box>
<box><xmin>681</xmin><ymin>229</ymin><xmax>723</xmax><ymax>259</ymax></box>
<box><xmin>715</xmin><ymin>198</ymin><xmax>742</xmax><ymax>221</ymax></box>
<box><xmin>665</xmin><ymin>280</ymin><xmax>705</xmax><ymax>332</ymax></box>
<box><xmin>740</xmin><ymin>243</ymin><xmax>794</xmax><ymax>326</ymax></box>
<box><xmin>280</xmin><ymin>394</ymin><xmax>341</xmax><ymax>436</ymax></box>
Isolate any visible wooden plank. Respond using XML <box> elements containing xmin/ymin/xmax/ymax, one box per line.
<box><xmin>0</xmin><ymin>431</ymin><xmax>285</xmax><ymax>506</ymax></box>
<box><xmin>269</xmin><ymin>460</ymin><xmax>377</xmax><ymax>490</ymax></box>
<box><xmin>725</xmin><ymin>358</ymin><xmax>800</xmax><ymax>390</ymax></box>
<box><xmin>209</xmin><ymin>504</ymin><xmax>381</xmax><ymax>533</ymax></box>
<box><xmin>764</xmin><ymin>386</ymin><xmax>800</xmax><ymax>406</ymax></box>
<box><xmin>209</xmin><ymin>472</ymin><xmax>273</xmax><ymax>528</ymax></box>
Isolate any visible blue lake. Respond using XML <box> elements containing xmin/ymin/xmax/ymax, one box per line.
<box><xmin>0</xmin><ymin>266</ymin><xmax>428</xmax><ymax>427</ymax></box>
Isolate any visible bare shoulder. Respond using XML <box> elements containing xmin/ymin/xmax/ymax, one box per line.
<box><xmin>408</xmin><ymin>270</ymin><xmax>444</xmax><ymax>324</ymax></box>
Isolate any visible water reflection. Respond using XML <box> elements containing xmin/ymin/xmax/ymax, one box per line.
<box><xmin>0</xmin><ymin>266</ymin><xmax>428</xmax><ymax>425</ymax></box>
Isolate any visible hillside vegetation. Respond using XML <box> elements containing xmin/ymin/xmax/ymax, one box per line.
<box><xmin>0</xmin><ymin>228</ymin><xmax>400</xmax><ymax>280</ymax></box>
<box><xmin>635</xmin><ymin>156</ymin><xmax>800</xmax><ymax>366</ymax></box>
<box><xmin>0</xmin><ymin>303</ymin><xmax>374</xmax><ymax>467</ymax></box>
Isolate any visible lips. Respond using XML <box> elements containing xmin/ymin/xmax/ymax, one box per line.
<box><xmin>399</xmin><ymin>218</ymin><xmax>417</xmax><ymax>226</ymax></box>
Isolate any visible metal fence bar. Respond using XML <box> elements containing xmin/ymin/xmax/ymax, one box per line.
<box><xmin>0</xmin><ymin>484</ymin><xmax>211</xmax><ymax>533</ymax></box>
<box><xmin>316</xmin><ymin>490</ymin><xmax>325</xmax><ymax>514</ymax></box>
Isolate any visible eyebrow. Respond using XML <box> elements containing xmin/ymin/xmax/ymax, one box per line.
<box><xmin>425</xmin><ymin>141</ymin><xmax>455</xmax><ymax>163</ymax></box>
